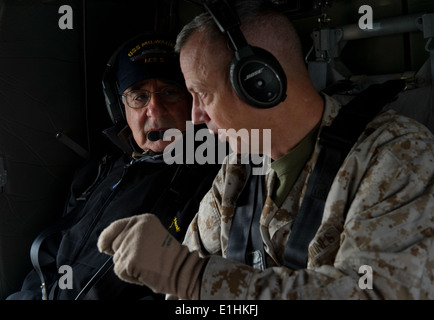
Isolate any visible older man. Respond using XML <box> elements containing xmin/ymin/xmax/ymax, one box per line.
<box><xmin>8</xmin><ymin>31</ymin><xmax>222</xmax><ymax>300</ymax></box>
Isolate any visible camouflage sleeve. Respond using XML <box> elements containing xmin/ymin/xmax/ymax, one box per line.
<box><xmin>332</xmin><ymin>116</ymin><xmax>434</xmax><ymax>299</ymax></box>
<box><xmin>199</xmin><ymin>114</ymin><xmax>434</xmax><ymax>300</ymax></box>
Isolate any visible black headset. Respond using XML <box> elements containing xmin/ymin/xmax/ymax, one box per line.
<box><xmin>204</xmin><ymin>0</ymin><xmax>287</xmax><ymax>108</ymax></box>
<box><xmin>102</xmin><ymin>42</ymin><xmax>128</xmax><ymax>126</ymax></box>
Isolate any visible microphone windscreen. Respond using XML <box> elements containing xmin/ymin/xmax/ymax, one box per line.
<box><xmin>147</xmin><ymin>130</ymin><xmax>164</xmax><ymax>141</ymax></box>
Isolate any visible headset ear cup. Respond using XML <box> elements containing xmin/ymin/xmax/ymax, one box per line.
<box><xmin>230</xmin><ymin>46</ymin><xmax>287</xmax><ymax>108</ymax></box>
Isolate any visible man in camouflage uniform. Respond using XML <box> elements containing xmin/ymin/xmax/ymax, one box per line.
<box><xmin>97</xmin><ymin>0</ymin><xmax>434</xmax><ymax>299</ymax></box>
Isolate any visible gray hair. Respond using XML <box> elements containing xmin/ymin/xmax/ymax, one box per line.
<box><xmin>175</xmin><ymin>0</ymin><xmax>305</xmax><ymax>81</ymax></box>
<box><xmin>175</xmin><ymin>0</ymin><xmax>275</xmax><ymax>53</ymax></box>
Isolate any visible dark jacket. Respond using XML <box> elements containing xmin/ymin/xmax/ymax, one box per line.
<box><xmin>7</xmin><ymin>124</ymin><xmax>224</xmax><ymax>300</ymax></box>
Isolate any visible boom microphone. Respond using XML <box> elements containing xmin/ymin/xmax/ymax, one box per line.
<box><xmin>147</xmin><ymin>130</ymin><xmax>165</xmax><ymax>142</ymax></box>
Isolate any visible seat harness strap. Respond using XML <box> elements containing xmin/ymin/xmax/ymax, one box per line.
<box><xmin>227</xmin><ymin>80</ymin><xmax>406</xmax><ymax>270</ymax></box>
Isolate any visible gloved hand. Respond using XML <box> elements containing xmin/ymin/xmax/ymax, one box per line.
<box><xmin>97</xmin><ymin>213</ymin><xmax>207</xmax><ymax>300</ymax></box>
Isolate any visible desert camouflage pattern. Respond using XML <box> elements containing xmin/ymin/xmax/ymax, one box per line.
<box><xmin>182</xmin><ymin>94</ymin><xmax>434</xmax><ymax>299</ymax></box>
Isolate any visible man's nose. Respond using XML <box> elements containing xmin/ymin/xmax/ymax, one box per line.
<box><xmin>191</xmin><ymin>99</ymin><xmax>210</xmax><ymax>125</ymax></box>
<box><xmin>146</xmin><ymin>95</ymin><xmax>168</xmax><ymax>118</ymax></box>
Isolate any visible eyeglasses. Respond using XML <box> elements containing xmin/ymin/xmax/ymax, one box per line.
<box><xmin>122</xmin><ymin>86</ymin><xmax>186</xmax><ymax>109</ymax></box>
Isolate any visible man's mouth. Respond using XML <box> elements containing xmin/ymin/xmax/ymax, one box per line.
<box><xmin>146</xmin><ymin>128</ymin><xmax>169</xmax><ymax>142</ymax></box>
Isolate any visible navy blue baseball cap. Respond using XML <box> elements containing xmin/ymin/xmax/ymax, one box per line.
<box><xmin>116</xmin><ymin>32</ymin><xmax>185</xmax><ymax>94</ymax></box>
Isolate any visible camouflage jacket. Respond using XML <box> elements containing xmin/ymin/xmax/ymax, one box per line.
<box><xmin>182</xmin><ymin>94</ymin><xmax>434</xmax><ymax>299</ymax></box>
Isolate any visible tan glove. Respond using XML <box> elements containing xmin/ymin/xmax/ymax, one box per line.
<box><xmin>97</xmin><ymin>213</ymin><xmax>207</xmax><ymax>300</ymax></box>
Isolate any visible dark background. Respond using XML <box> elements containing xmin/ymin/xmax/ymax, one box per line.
<box><xmin>0</xmin><ymin>0</ymin><xmax>433</xmax><ymax>299</ymax></box>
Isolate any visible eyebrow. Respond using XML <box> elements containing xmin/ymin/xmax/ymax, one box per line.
<box><xmin>186</xmin><ymin>80</ymin><xmax>208</xmax><ymax>94</ymax></box>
